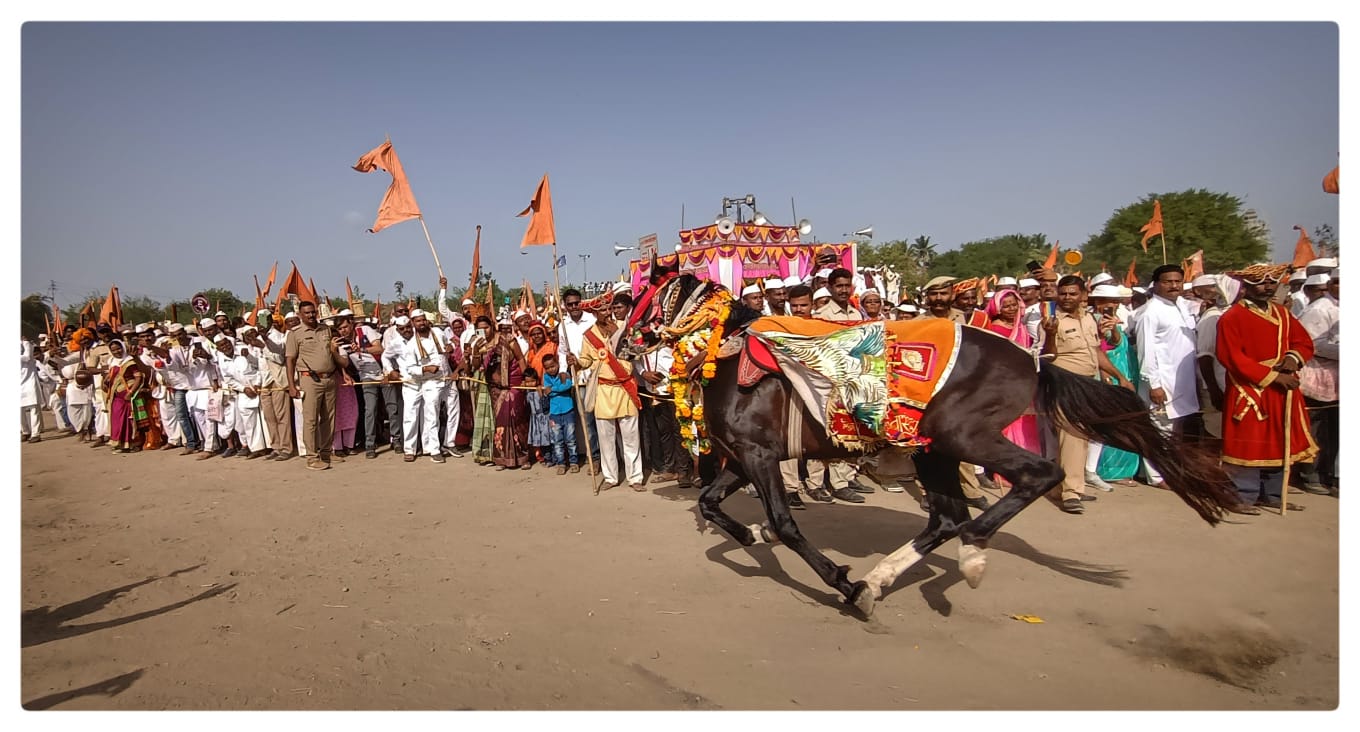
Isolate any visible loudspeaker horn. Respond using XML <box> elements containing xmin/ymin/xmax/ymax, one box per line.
<box><xmin>716</xmin><ymin>217</ymin><xmax>736</xmax><ymax>235</ymax></box>
<box><xmin>797</xmin><ymin>218</ymin><xmax>813</xmax><ymax>236</ymax></box>
<box><xmin>614</xmin><ymin>244</ymin><xmax>637</xmax><ymax>256</ymax></box>
<box><xmin>752</xmin><ymin>211</ymin><xmax>769</xmax><ymax>226</ymax></box>
<box><xmin>852</xmin><ymin>226</ymin><xmax>873</xmax><ymax>238</ymax></box>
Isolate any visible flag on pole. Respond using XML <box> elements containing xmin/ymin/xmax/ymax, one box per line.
<box><xmin>275</xmin><ymin>261</ymin><xmax>316</xmax><ymax>310</ymax></box>
<box><xmin>352</xmin><ymin>140</ymin><xmax>423</xmax><ymax>233</ymax></box>
<box><xmin>556</xmin><ymin>254</ymin><xmax>567</xmax><ymax>269</ymax></box>
<box><xmin>1139</xmin><ymin>199</ymin><xmax>1164</xmax><ymax>251</ymax></box>
<box><xmin>468</xmin><ymin>226</ymin><xmax>482</xmax><ymax>298</ymax></box>
<box><xmin>1182</xmin><ymin>250</ymin><xmax>1204</xmax><ymax>280</ymax></box>
<box><xmin>1041</xmin><ymin>240</ymin><xmax>1060</xmax><ymax>269</ymax></box>
<box><xmin>98</xmin><ymin>285</ymin><xmax>123</xmax><ymax>328</ymax></box>
<box><xmin>52</xmin><ymin>300</ymin><xmax>65</xmax><ymax>336</ymax></box>
<box><xmin>262</xmin><ymin>261</ymin><xmax>278</xmax><ymax>300</ymax></box>
<box><xmin>1323</xmin><ymin>166</ymin><xmax>1339</xmax><ymax>194</ymax></box>
<box><xmin>1290</xmin><ymin>226</ymin><xmax>1317</xmax><ymax>268</ymax></box>
<box><xmin>346</xmin><ymin>278</ymin><xmax>355</xmax><ymax>309</ymax></box>
<box><xmin>517</xmin><ymin>174</ymin><xmax>557</xmax><ymax>247</ymax></box>
<box><xmin>1123</xmin><ymin>258</ymin><xmax>1138</xmax><ymax>288</ymax></box>
<box><xmin>373</xmin><ymin>296</ymin><xmax>382</xmax><ymax>323</ymax></box>
<box><xmin>249</xmin><ymin>274</ymin><xmax>266</xmax><ymax>327</ymax></box>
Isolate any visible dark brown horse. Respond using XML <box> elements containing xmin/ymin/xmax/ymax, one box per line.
<box><xmin>623</xmin><ymin>264</ymin><xmax>1240</xmax><ymax>617</ymax></box>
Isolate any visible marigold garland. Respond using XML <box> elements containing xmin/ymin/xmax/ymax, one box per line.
<box><xmin>666</xmin><ymin>289</ymin><xmax>733</xmax><ymax>455</ymax></box>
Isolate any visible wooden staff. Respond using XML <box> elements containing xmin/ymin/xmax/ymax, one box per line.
<box><xmin>1280</xmin><ymin>389</ymin><xmax>1293</xmax><ymax>517</ymax></box>
<box><xmin>551</xmin><ymin>239</ymin><xmax>600</xmax><ymax>492</ymax></box>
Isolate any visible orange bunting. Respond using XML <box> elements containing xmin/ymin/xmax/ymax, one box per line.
<box><xmin>517</xmin><ymin>174</ymin><xmax>557</xmax><ymax>247</ymax></box>
<box><xmin>352</xmin><ymin>140</ymin><xmax>423</xmax><ymax>233</ymax></box>
<box><xmin>1139</xmin><ymin>200</ymin><xmax>1164</xmax><ymax>251</ymax></box>
<box><xmin>1290</xmin><ymin>226</ymin><xmax>1317</xmax><ymax>268</ymax></box>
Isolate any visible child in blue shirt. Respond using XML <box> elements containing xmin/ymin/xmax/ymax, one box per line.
<box><xmin>539</xmin><ymin>353</ymin><xmax>580</xmax><ymax>474</ymax></box>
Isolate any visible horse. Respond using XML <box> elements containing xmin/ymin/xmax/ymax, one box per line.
<box><xmin>621</xmin><ymin>263</ymin><xmax>1241</xmax><ymax>618</ymax></box>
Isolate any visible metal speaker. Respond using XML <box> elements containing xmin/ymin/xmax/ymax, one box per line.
<box><xmin>853</xmin><ymin>226</ymin><xmax>873</xmax><ymax>238</ymax></box>
<box><xmin>614</xmin><ymin>244</ymin><xmax>636</xmax><ymax>256</ymax></box>
<box><xmin>797</xmin><ymin>218</ymin><xmax>813</xmax><ymax>236</ymax></box>
<box><xmin>716</xmin><ymin>217</ymin><xmax>736</xmax><ymax>235</ymax></box>
<box><xmin>752</xmin><ymin>211</ymin><xmax>769</xmax><ymax>226</ymax></box>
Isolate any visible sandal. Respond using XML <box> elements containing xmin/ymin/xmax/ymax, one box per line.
<box><xmin>403</xmin><ymin>454</ymin><xmax>416</xmax><ymax>463</ymax></box>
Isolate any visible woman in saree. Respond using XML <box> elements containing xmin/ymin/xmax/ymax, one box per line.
<box><xmin>485</xmin><ymin>318</ymin><xmax>532</xmax><ymax>470</ymax></box>
<box><xmin>1090</xmin><ymin>286</ymin><xmax>1142</xmax><ymax>484</ymax></box>
<box><xmin>331</xmin><ymin>318</ymin><xmax>360</xmax><ymax>456</ymax></box>
<box><xmin>983</xmin><ymin>290</ymin><xmax>1043</xmax><ymax>488</ymax></box>
<box><xmin>101</xmin><ymin>340</ymin><xmax>152</xmax><ymax>453</ymax></box>
<box><xmin>466</xmin><ymin>316</ymin><xmax>497</xmax><ymax>465</ymax></box>
<box><xmin>858</xmin><ymin>290</ymin><xmax>886</xmax><ymax>321</ymax></box>
<box><xmin>524</xmin><ymin>321</ymin><xmax>556</xmax><ymax>377</ymax></box>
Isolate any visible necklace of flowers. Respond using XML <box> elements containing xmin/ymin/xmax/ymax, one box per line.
<box><xmin>666</xmin><ymin>290</ymin><xmax>732</xmax><ymax>455</ymax></box>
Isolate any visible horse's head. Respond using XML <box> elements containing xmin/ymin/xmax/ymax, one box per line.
<box><xmin>616</xmin><ymin>268</ymin><xmax>713</xmax><ymax>359</ymax></box>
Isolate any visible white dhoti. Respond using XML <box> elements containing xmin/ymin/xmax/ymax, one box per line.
<box><xmin>403</xmin><ymin>382</ymin><xmax>441</xmax><ymax>456</ymax></box>
<box><xmin>20</xmin><ymin>406</ymin><xmax>42</xmax><ymax>437</ymax></box>
<box><xmin>48</xmin><ymin>392</ymin><xmax>70</xmax><ymax>431</ymax></box>
<box><xmin>596</xmin><ymin>415</ymin><xmax>643</xmax><ymax>485</ymax></box>
<box><xmin>233</xmin><ymin>394</ymin><xmax>262</xmax><ymax>452</ymax></box>
<box><xmin>292</xmin><ymin>396</ymin><xmax>307</xmax><ymax>456</ymax></box>
<box><xmin>218</xmin><ymin>394</ymin><xmax>237</xmax><ymax>440</ymax></box>
<box><xmin>158</xmin><ymin>395</ymin><xmax>181</xmax><ymax>445</ymax></box>
<box><xmin>187</xmin><ymin>388</ymin><xmax>215</xmax><ymax>451</ymax></box>
<box><xmin>67</xmin><ymin>402</ymin><xmax>92</xmax><ymax>433</ymax></box>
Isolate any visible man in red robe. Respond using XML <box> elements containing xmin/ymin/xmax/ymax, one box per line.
<box><xmin>1215</xmin><ymin>264</ymin><xmax>1318</xmax><ymax>513</ymax></box>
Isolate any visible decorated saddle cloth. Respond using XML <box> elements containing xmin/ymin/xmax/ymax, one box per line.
<box><xmin>745</xmin><ymin>316</ymin><xmax>961</xmax><ymax>449</ymax></box>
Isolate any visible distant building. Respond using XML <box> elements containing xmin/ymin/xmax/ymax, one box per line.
<box><xmin>1242</xmin><ymin>208</ymin><xmax>1271</xmax><ymax>243</ymax></box>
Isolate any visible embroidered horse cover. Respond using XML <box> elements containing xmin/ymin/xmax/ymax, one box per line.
<box><xmin>746</xmin><ymin>316</ymin><xmax>961</xmax><ymax>449</ymax></box>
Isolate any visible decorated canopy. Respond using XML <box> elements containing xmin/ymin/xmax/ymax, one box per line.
<box><xmin>630</xmin><ymin>223</ymin><xmax>856</xmax><ymax>295</ymax></box>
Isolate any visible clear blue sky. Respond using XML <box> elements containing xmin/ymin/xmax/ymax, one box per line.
<box><xmin>20</xmin><ymin>22</ymin><xmax>1339</xmax><ymax>306</ymax></box>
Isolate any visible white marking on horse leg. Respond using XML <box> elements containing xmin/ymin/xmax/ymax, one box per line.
<box><xmin>746</xmin><ymin>523</ymin><xmax>766</xmax><ymax>544</ymax></box>
<box><xmin>860</xmin><ymin>541</ymin><xmax>923</xmax><ymax>600</ymax></box>
<box><xmin>957</xmin><ymin>543</ymin><xmax>987</xmax><ymax>589</ymax></box>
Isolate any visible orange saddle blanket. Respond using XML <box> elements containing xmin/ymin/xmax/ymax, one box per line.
<box><xmin>745</xmin><ymin>317</ymin><xmax>961</xmax><ymax>449</ymax></box>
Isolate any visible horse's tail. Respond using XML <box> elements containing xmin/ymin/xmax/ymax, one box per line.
<box><xmin>1035</xmin><ymin>360</ymin><xmax>1239</xmax><ymax>525</ymax></box>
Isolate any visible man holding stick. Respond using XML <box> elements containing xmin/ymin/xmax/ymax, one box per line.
<box><xmin>1215</xmin><ymin>264</ymin><xmax>1318</xmax><ymax>514</ymax></box>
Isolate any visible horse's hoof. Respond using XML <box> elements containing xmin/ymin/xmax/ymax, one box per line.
<box><xmin>958</xmin><ymin>544</ymin><xmax>987</xmax><ymax>589</ymax></box>
<box><xmin>849</xmin><ymin>581</ymin><xmax>876</xmax><ymax>618</ymax></box>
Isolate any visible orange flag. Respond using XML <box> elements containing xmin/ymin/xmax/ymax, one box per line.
<box><xmin>261</xmin><ymin>261</ymin><xmax>278</xmax><ymax>299</ymax></box>
<box><xmin>1183</xmin><ymin>250</ymin><xmax>1204</xmax><ymax>280</ymax></box>
<box><xmin>51</xmin><ymin>300</ymin><xmax>65</xmax><ymax>336</ymax></box>
<box><xmin>468</xmin><ymin>225</ymin><xmax>482</xmax><ymax>297</ymax></box>
<box><xmin>98</xmin><ymin>285</ymin><xmax>122</xmax><ymax>328</ymax></box>
<box><xmin>79</xmin><ymin>300</ymin><xmax>96</xmax><ymax>326</ymax></box>
<box><xmin>1323</xmin><ymin>166</ymin><xmax>1339</xmax><ymax>194</ymax></box>
<box><xmin>352</xmin><ymin>140</ymin><xmax>423</xmax><ymax>233</ymax></box>
<box><xmin>309</xmin><ymin>279</ymin><xmax>320</xmax><ymax>307</ymax></box>
<box><xmin>1041</xmin><ymin>240</ymin><xmax>1060</xmax><ymax>269</ymax></box>
<box><xmin>346</xmin><ymin>278</ymin><xmax>355</xmax><ymax>308</ymax></box>
<box><xmin>1290</xmin><ymin>226</ymin><xmax>1317</xmax><ymax>268</ymax></box>
<box><xmin>249</xmin><ymin>274</ymin><xmax>266</xmax><ymax>327</ymax></box>
<box><xmin>1139</xmin><ymin>199</ymin><xmax>1164</xmax><ymax>251</ymax></box>
<box><xmin>373</xmin><ymin>296</ymin><xmax>382</xmax><ymax>323</ymax></box>
<box><xmin>1123</xmin><ymin>258</ymin><xmax>1139</xmax><ymax>288</ymax></box>
<box><xmin>275</xmin><ymin>261</ymin><xmax>316</xmax><ymax>310</ymax></box>
<box><xmin>517</xmin><ymin>174</ymin><xmax>557</xmax><ymax>247</ymax></box>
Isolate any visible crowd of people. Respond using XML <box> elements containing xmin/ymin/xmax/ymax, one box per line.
<box><xmin>19</xmin><ymin>247</ymin><xmax>1340</xmax><ymax>519</ymax></box>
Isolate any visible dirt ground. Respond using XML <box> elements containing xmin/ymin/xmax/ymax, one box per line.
<box><xmin>19</xmin><ymin>427</ymin><xmax>1339</xmax><ymax>711</ymax></box>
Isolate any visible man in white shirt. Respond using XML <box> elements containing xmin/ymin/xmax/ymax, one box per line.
<box><xmin>762</xmin><ymin>278</ymin><xmax>788</xmax><ymax>316</ymax></box>
<box><xmin>170</xmin><ymin>324</ymin><xmax>221</xmax><ymax>458</ymax></box>
<box><xmin>215</xmin><ymin>333</ymin><xmax>266</xmax><ymax>458</ymax></box>
<box><xmin>248</xmin><ymin>311</ymin><xmax>294</xmax><ymax>460</ymax></box>
<box><xmin>342</xmin><ymin>312</ymin><xmax>386</xmax><ymax>458</ymax></box>
<box><xmin>1287</xmin><ymin>270</ymin><xmax>1308</xmax><ymax>318</ymax></box>
<box><xmin>1135</xmin><ymin>264</ymin><xmax>1202</xmax><ymax>447</ymax></box>
<box><xmin>381</xmin><ymin>302</ymin><xmax>413</xmax><ymax>452</ymax></box>
<box><xmin>1194</xmin><ymin>275</ymin><xmax>1237</xmax><ymax>444</ymax></box>
<box><xmin>398</xmin><ymin>310</ymin><xmax>456</xmax><ymax>463</ymax></box>
<box><xmin>636</xmin><ymin>343</ymin><xmax>686</xmax><ymax>486</ymax></box>
<box><xmin>136</xmin><ymin>327</ymin><xmax>181</xmax><ymax>450</ymax></box>
<box><xmin>558</xmin><ymin>288</ymin><xmax>600</xmax><ymax>465</ymax></box>
<box><xmin>1296</xmin><ymin>271</ymin><xmax>1339</xmax><ymax>494</ymax></box>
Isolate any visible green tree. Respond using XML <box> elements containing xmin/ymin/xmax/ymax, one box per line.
<box><xmin>908</xmin><ymin>235</ymin><xmax>938</xmax><ymax>269</ymax></box>
<box><xmin>1313</xmin><ymin>224</ymin><xmax>1337</xmax><ymax>257</ymax></box>
<box><xmin>929</xmin><ymin>233</ymin><xmax>1050</xmax><ymax>279</ymax></box>
<box><xmin>858</xmin><ymin>239</ymin><xmax>929</xmax><ymax>292</ymax></box>
<box><xmin>1081</xmin><ymin>189</ymin><xmax>1268</xmax><ymax>284</ymax></box>
<box><xmin>20</xmin><ymin>293</ymin><xmax>51</xmax><ymax>339</ymax></box>
<box><xmin>119</xmin><ymin>295</ymin><xmax>164</xmax><ymax>326</ymax></box>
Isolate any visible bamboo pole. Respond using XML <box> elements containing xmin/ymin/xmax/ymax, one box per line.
<box><xmin>1280</xmin><ymin>390</ymin><xmax>1293</xmax><ymax>517</ymax></box>
<box><xmin>1160</xmin><ymin>231</ymin><xmax>1168</xmax><ymax>265</ymax></box>
<box><xmin>552</xmin><ymin>240</ymin><xmax>601</xmax><ymax>492</ymax></box>
<box><xmin>418</xmin><ymin>217</ymin><xmax>444</xmax><ymax>279</ymax></box>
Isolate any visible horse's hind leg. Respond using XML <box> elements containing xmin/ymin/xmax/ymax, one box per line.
<box><xmin>698</xmin><ymin>463</ymin><xmax>759</xmax><ymax>545</ymax></box>
<box><xmin>742</xmin><ymin>449</ymin><xmax>864</xmax><ymax>603</ymax></box>
<box><xmin>856</xmin><ymin>449</ymin><xmax>973</xmax><ymax>615</ymax></box>
<box><xmin>955</xmin><ymin>437</ymin><xmax>1065</xmax><ymax>553</ymax></box>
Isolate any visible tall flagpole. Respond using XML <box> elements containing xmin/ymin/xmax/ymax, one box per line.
<box><xmin>550</xmin><ymin>240</ymin><xmax>601</xmax><ymax>492</ymax></box>
<box><xmin>418</xmin><ymin>217</ymin><xmax>444</xmax><ymax>279</ymax></box>
<box><xmin>1160</xmin><ymin>231</ymin><xmax>1168</xmax><ymax>265</ymax></box>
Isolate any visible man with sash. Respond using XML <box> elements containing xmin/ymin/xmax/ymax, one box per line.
<box><xmin>576</xmin><ymin>293</ymin><xmax>644</xmax><ymax>491</ymax></box>
<box><xmin>1215</xmin><ymin>264</ymin><xmax>1318</xmax><ymax>513</ymax></box>
<box><xmin>398</xmin><ymin>309</ymin><xmax>456</xmax><ymax>464</ymax></box>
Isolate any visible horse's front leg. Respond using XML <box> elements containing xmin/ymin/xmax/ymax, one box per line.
<box><xmin>743</xmin><ymin>448</ymin><xmax>867</xmax><ymax>606</ymax></box>
<box><xmin>697</xmin><ymin>463</ymin><xmax>759</xmax><ymax>545</ymax></box>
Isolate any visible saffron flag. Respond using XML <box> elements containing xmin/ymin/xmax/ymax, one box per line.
<box><xmin>1323</xmin><ymin>166</ymin><xmax>1339</xmax><ymax>194</ymax></box>
<box><xmin>249</xmin><ymin>274</ymin><xmax>266</xmax><ymax>327</ymax></box>
<box><xmin>517</xmin><ymin>174</ymin><xmax>557</xmax><ymax>247</ymax></box>
<box><xmin>1123</xmin><ymin>258</ymin><xmax>1139</xmax><ymax>288</ymax></box>
<box><xmin>346</xmin><ymin>278</ymin><xmax>355</xmax><ymax>309</ymax></box>
<box><xmin>262</xmin><ymin>261</ymin><xmax>278</xmax><ymax>300</ymax></box>
<box><xmin>51</xmin><ymin>300</ymin><xmax>65</xmax><ymax>336</ymax></box>
<box><xmin>1182</xmin><ymin>250</ymin><xmax>1204</xmax><ymax>280</ymax></box>
<box><xmin>1290</xmin><ymin>226</ymin><xmax>1317</xmax><ymax>268</ymax></box>
<box><xmin>98</xmin><ymin>285</ymin><xmax>122</xmax><ymax>328</ymax></box>
<box><xmin>468</xmin><ymin>225</ymin><xmax>482</xmax><ymax>297</ymax></box>
<box><xmin>1139</xmin><ymin>199</ymin><xmax>1164</xmax><ymax>251</ymax></box>
<box><xmin>1041</xmin><ymin>240</ymin><xmax>1060</xmax><ymax>269</ymax></box>
<box><xmin>373</xmin><ymin>296</ymin><xmax>382</xmax><ymax>323</ymax></box>
<box><xmin>275</xmin><ymin>261</ymin><xmax>316</xmax><ymax>310</ymax></box>
<box><xmin>352</xmin><ymin>140</ymin><xmax>423</xmax><ymax>233</ymax></box>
